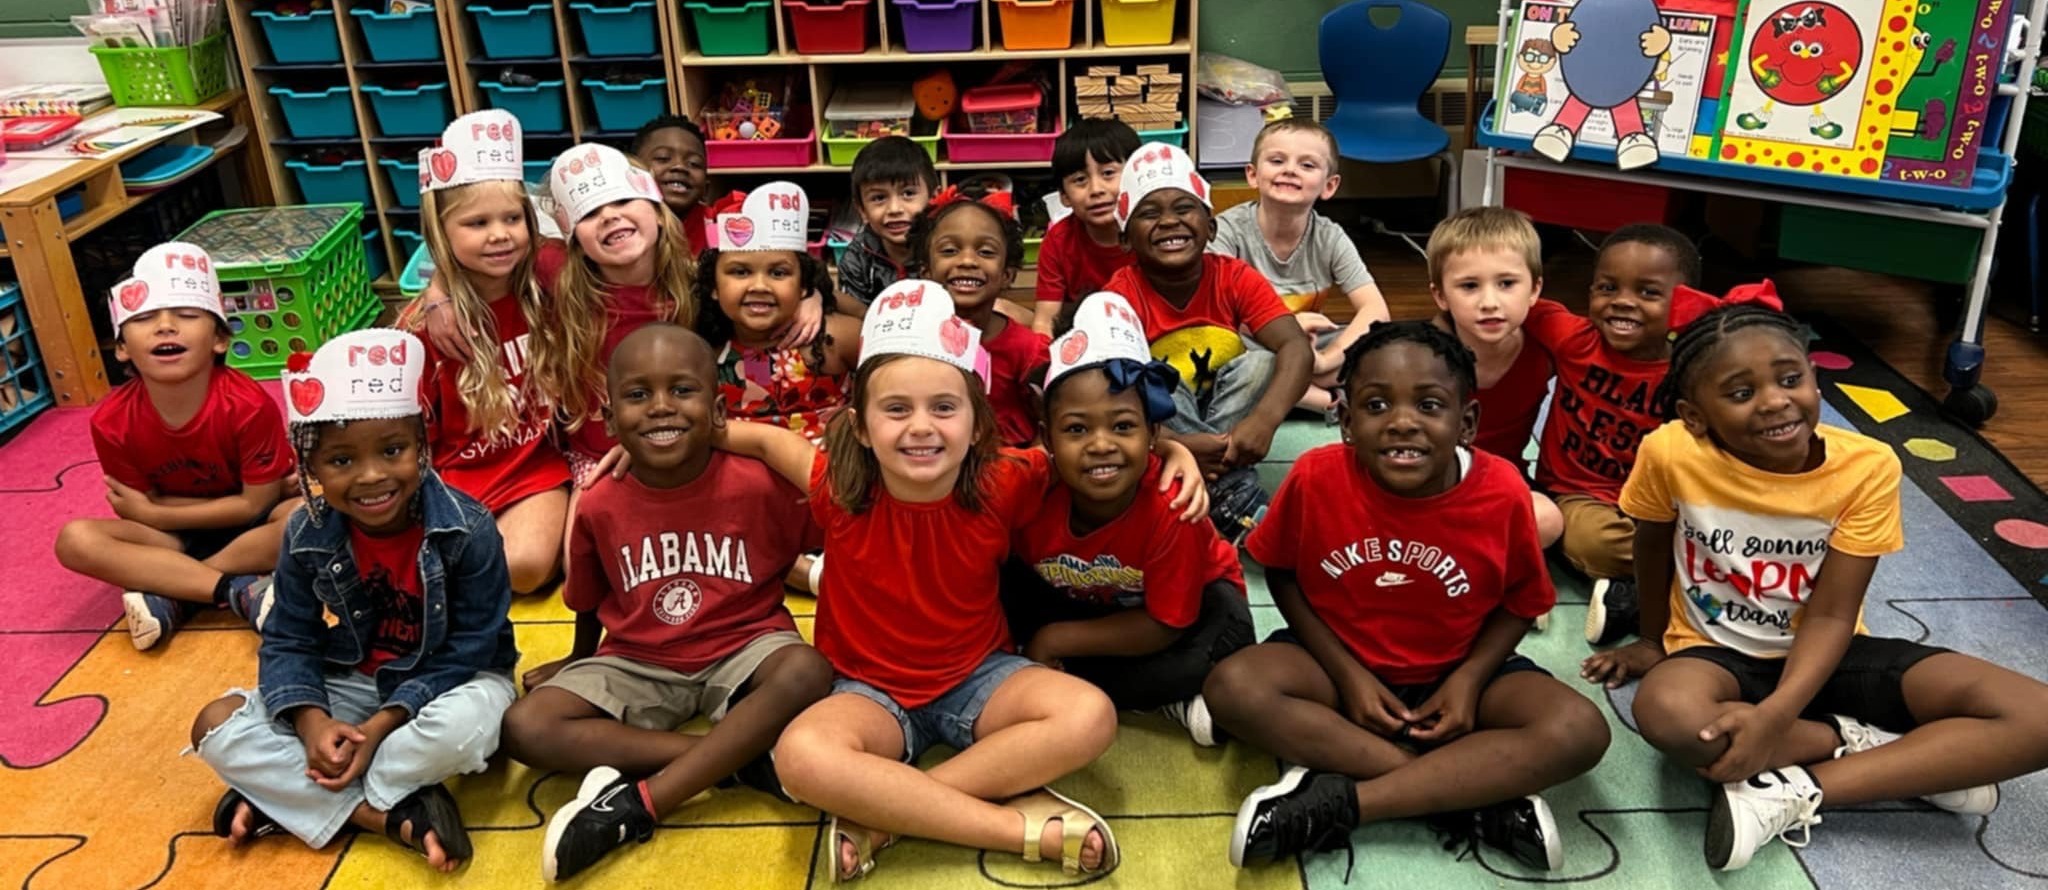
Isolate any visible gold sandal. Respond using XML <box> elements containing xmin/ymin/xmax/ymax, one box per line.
<box><xmin>1012</xmin><ymin>788</ymin><xmax>1121</xmax><ymax>876</ymax></box>
<box><xmin>827</xmin><ymin>814</ymin><xmax>894</xmax><ymax>883</ymax></box>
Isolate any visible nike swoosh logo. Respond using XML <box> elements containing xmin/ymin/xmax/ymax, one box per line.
<box><xmin>591</xmin><ymin>785</ymin><xmax>629</xmax><ymax>814</ymax></box>
<box><xmin>1375</xmin><ymin>572</ymin><xmax>1410</xmax><ymax>587</ymax></box>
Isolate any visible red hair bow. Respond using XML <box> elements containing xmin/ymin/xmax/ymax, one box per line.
<box><xmin>929</xmin><ymin>184</ymin><xmax>1017</xmax><ymax>220</ymax></box>
<box><xmin>1669</xmin><ymin>279</ymin><xmax>1784</xmax><ymax>332</ymax></box>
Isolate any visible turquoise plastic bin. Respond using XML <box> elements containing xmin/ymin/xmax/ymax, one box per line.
<box><xmin>285</xmin><ymin>158</ymin><xmax>372</xmax><ymax>206</ymax></box>
<box><xmin>250</xmin><ymin>9</ymin><xmax>341</xmax><ymax>64</ymax></box>
<box><xmin>570</xmin><ymin>2</ymin><xmax>660</xmax><ymax>56</ymax></box>
<box><xmin>471</xmin><ymin>4</ymin><xmax>558</xmax><ymax>58</ymax></box>
<box><xmin>362</xmin><ymin>83</ymin><xmax>451</xmax><ymax>137</ymax></box>
<box><xmin>350</xmin><ymin>6</ymin><xmax>442</xmax><ymax>62</ymax></box>
<box><xmin>480</xmin><ymin>80</ymin><xmax>569</xmax><ymax>133</ymax></box>
<box><xmin>268</xmin><ymin>85</ymin><xmax>358</xmax><ymax>138</ymax></box>
<box><xmin>583</xmin><ymin>78</ymin><xmax>667</xmax><ymax>131</ymax></box>
<box><xmin>379</xmin><ymin>158</ymin><xmax>425</xmax><ymax>209</ymax></box>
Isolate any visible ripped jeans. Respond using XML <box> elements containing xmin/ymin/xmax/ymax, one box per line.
<box><xmin>193</xmin><ymin>670</ymin><xmax>515</xmax><ymax>847</ymax></box>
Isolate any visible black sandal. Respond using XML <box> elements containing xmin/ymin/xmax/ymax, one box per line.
<box><xmin>385</xmin><ymin>784</ymin><xmax>473</xmax><ymax>862</ymax></box>
<box><xmin>211</xmin><ymin>789</ymin><xmax>285</xmax><ymax>841</ymax></box>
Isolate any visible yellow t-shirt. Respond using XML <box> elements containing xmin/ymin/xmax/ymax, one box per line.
<box><xmin>1618</xmin><ymin>422</ymin><xmax>1903</xmax><ymax>658</ymax></box>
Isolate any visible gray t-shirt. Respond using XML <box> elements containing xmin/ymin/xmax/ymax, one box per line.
<box><xmin>1209</xmin><ymin>201</ymin><xmax>1374</xmax><ymax>314</ymax></box>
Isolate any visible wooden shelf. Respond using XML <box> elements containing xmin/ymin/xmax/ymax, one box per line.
<box><xmin>680</xmin><ymin>37</ymin><xmax>1190</xmax><ymax>66</ymax></box>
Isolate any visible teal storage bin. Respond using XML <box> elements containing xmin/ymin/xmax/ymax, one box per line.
<box><xmin>393</xmin><ymin>228</ymin><xmax>426</xmax><ymax>258</ymax></box>
<box><xmin>480</xmin><ymin>80</ymin><xmax>568</xmax><ymax>133</ymax></box>
<box><xmin>0</xmin><ymin>283</ymin><xmax>55</xmax><ymax>436</ymax></box>
<box><xmin>362</xmin><ymin>83</ymin><xmax>452</xmax><ymax>137</ymax></box>
<box><xmin>364</xmin><ymin>229</ymin><xmax>391</xmax><ymax>281</ymax></box>
<box><xmin>250</xmin><ymin>9</ymin><xmax>342</xmax><ymax>64</ymax></box>
<box><xmin>285</xmin><ymin>158</ymin><xmax>372</xmax><ymax>206</ymax></box>
<box><xmin>571</xmin><ymin>2</ymin><xmax>660</xmax><ymax>56</ymax></box>
<box><xmin>523</xmin><ymin>159</ymin><xmax>551</xmax><ymax>183</ymax></box>
<box><xmin>1136</xmin><ymin>124</ymin><xmax>1188</xmax><ymax>147</ymax></box>
<box><xmin>471</xmin><ymin>4</ymin><xmax>558</xmax><ymax>58</ymax></box>
<box><xmin>268</xmin><ymin>85</ymin><xmax>359</xmax><ymax>138</ymax></box>
<box><xmin>400</xmin><ymin>243</ymin><xmax>437</xmax><ymax>296</ymax></box>
<box><xmin>684</xmin><ymin>1</ymin><xmax>774</xmax><ymax>56</ymax></box>
<box><xmin>379</xmin><ymin>158</ymin><xmax>425</xmax><ymax>209</ymax></box>
<box><xmin>583</xmin><ymin>78</ymin><xmax>667</xmax><ymax>131</ymax></box>
<box><xmin>349</xmin><ymin>6</ymin><xmax>442</xmax><ymax>62</ymax></box>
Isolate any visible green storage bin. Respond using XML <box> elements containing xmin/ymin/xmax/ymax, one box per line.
<box><xmin>823</xmin><ymin>132</ymin><xmax>938</xmax><ymax>166</ymax></box>
<box><xmin>174</xmin><ymin>204</ymin><xmax>381</xmax><ymax>379</ymax></box>
<box><xmin>1778</xmin><ymin>205</ymin><xmax>1981</xmax><ymax>285</ymax></box>
<box><xmin>684</xmin><ymin>1</ymin><xmax>774</xmax><ymax>55</ymax></box>
<box><xmin>88</xmin><ymin>32</ymin><xmax>232</xmax><ymax>107</ymax></box>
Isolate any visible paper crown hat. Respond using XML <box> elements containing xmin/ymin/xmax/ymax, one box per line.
<box><xmin>283</xmin><ymin>328</ymin><xmax>426</xmax><ymax>426</ymax></box>
<box><xmin>1045</xmin><ymin>292</ymin><xmax>1152</xmax><ymax>388</ymax></box>
<box><xmin>110</xmin><ymin>242</ymin><xmax>226</xmax><ymax>329</ymax></box>
<box><xmin>547</xmin><ymin>142</ymin><xmax>662</xmax><ymax>229</ymax></box>
<box><xmin>857</xmin><ymin>280</ymin><xmax>991</xmax><ymax>387</ymax></box>
<box><xmin>420</xmin><ymin>110</ymin><xmax>524</xmax><ymax>193</ymax></box>
<box><xmin>1115</xmin><ymin>141</ymin><xmax>1211</xmax><ymax>230</ymax></box>
<box><xmin>717</xmin><ymin>181</ymin><xmax>809</xmax><ymax>252</ymax></box>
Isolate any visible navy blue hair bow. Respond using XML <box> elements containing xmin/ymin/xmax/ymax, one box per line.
<box><xmin>1099</xmin><ymin>357</ymin><xmax>1182</xmax><ymax>425</ymax></box>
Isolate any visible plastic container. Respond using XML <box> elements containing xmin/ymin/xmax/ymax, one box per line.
<box><xmin>268</xmin><ymin>85</ymin><xmax>360</xmax><ymax>139</ymax></box>
<box><xmin>378</xmin><ymin>158</ymin><xmax>425</xmax><ymax>209</ymax></box>
<box><xmin>174</xmin><ymin>204</ymin><xmax>378</xmax><ymax>379</ymax></box>
<box><xmin>0</xmin><ymin>283</ymin><xmax>55</xmax><ymax>436</ymax></box>
<box><xmin>571</xmin><ymin>2</ymin><xmax>661</xmax><ymax>57</ymax></box>
<box><xmin>480</xmin><ymin>80</ymin><xmax>569</xmax><ymax>133</ymax></box>
<box><xmin>824</xmin><ymin>131</ymin><xmax>936</xmax><ymax>165</ymax></box>
<box><xmin>523</xmin><ymin>159</ymin><xmax>552</xmax><ymax>183</ymax></box>
<box><xmin>995</xmin><ymin>0</ymin><xmax>1075</xmax><ymax>50</ymax></box>
<box><xmin>250</xmin><ymin>9</ymin><xmax>342</xmax><ymax>64</ymax></box>
<box><xmin>583</xmin><ymin>78</ymin><xmax>668</xmax><ymax>131</ymax></box>
<box><xmin>1136</xmin><ymin>123</ymin><xmax>1188</xmax><ymax>147</ymax></box>
<box><xmin>1779</xmin><ymin>205</ymin><xmax>1980</xmax><ymax>284</ymax></box>
<box><xmin>786</xmin><ymin>0</ymin><xmax>872</xmax><ymax>54</ymax></box>
<box><xmin>399</xmin><ymin>241</ymin><xmax>437</xmax><ymax>297</ymax></box>
<box><xmin>684</xmin><ymin>1</ymin><xmax>774</xmax><ymax>56</ymax></box>
<box><xmin>701</xmin><ymin>108</ymin><xmax>792</xmax><ymax>142</ymax></box>
<box><xmin>941</xmin><ymin>117</ymin><xmax>1058</xmax><ymax>163</ymax></box>
<box><xmin>361</xmin><ymin>83</ymin><xmax>452</xmax><ymax>137</ymax></box>
<box><xmin>825</xmin><ymin>83</ymin><xmax>915</xmax><ymax>139</ymax></box>
<box><xmin>89</xmin><ymin>32</ymin><xmax>232</xmax><ymax>107</ymax></box>
<box><xmin>1503</xmin><ymin>166</ymin><xmax>1677</xmax><ymax>232</ymax></box>
<box><xmin>285</xmin><ymin>158</ymin><xmax>372</xmax><ymax>206</ymax></box>
<box><xmin>1099</xmin><ymin>0</ymin><xmax>1176</xmax><ymax>46</ymax></box>
<box><xmin>364</xmin><ymin>229</ymin><xmax>390</xmax><ymax>281</ymax></box>
<box><xmin>392</xmin><ymin>228</ymin><xmax>426</xmax><ymax>259</ymax></box>
<box><xmin>471</xmin><ymin>4</ymin><xmax>558</xmax><ymax>58</ymax></box>
<box><xmin>961</xmin><ymin>84</ymin><xmax>1042</xmax><ymax>133</ymax></box>
<box><xmin>1021</xmin><ymin>233</ymin><xmax>1042</xmax><ymax>266</ymax></box>
<box><xmin>702</xmin><ymin>114</ymin><xmax>817</xmax><ymax>167</ymax></box>
<box><xmin>349</xmin><ymin>6</ymin><xmax>442</xmax><ymax>62</ymax></box>
<box><xmin>892</xmin><ymin>0</ymin><xmax>977</xmax><ymax>52</ymax></box>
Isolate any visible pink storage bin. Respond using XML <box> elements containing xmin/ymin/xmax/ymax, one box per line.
<box><xmin>704</xmin><ymin>132</ymin><xmax>817</xmax><ymax>168</ymax></box>
<box><xmin>960</xmin><ymin>83</ymin><xmax>1043</xmax><ymax>133</ymax></box>
<box><xmin>941</xmin><ymin>116</ymin><xmax>1061</xmax><ymax>163</ymax></box>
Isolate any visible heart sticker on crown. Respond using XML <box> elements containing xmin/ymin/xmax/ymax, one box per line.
<box><xmin>117</xmin><ymin>280</ymin><xmax>149</xmax><ymax>311</ymax></box>
<box><xmin>939</xmin><ymin>316</ymin><xmax>971</xmax><ymax>357</ymax></box>
<box><xmin>429</xmin><ymin>149</ymin><xmax>458</xmax><ymax>184</ymax></box>
<box><xmin>724</xmin><ymin>216</ymin><xmax>755</xmax><ymax>248</ymax></box>
<box><xmin>288</xmin><ymin>378</ymin><xmax>325</xmax><ymax>417</ymax></box>
<box><xmin>1059</xmin><ymin>331</ymin><xmax>1088</xmax><ymax>365</ymax></box>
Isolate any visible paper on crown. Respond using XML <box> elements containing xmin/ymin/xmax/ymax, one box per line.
<box><xmin>110</xmin><ymin>241</ymin><xmax>226</xmax><ymax>329</ymax></box>
<box><xmin>1046</xmin><ymin>291</ymin><xmax>1151</xmax><ymax>387</ymax></box>
<box><xmin>283</xmin><ymin>328</ymin><xmax>426</xmax><ymax>426</ymax></box>
<box><xmin>1115</xmin><ymin>141</ymin><xmax>1211</xmax><ymax>230</ymax></box>
<box><xmin>717</xmin><ymin>181</ymin><xmax>809</xmax><ymax>252</ymax></box>
<box><xmin>547</xmin><ymin>142</ymin><xmax>662</xmax><ymax>228</ymax></box>
<box><xmin>857</xmin><ymin>279</ymin><xmax>992</xmax><ymax>388</ymax></box>
<box><xmin>420</xmin><ymin>110</ymin><xmax>524</xmax><ymax>193</ymax></box>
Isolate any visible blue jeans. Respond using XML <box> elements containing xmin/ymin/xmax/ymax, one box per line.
<box><xmin>833</xmin><ymin>652</ymin><xmax>1034</xmax><ymax>762</ymax></box>
<box><xmin>1166</xmin><ymin>347</ymin><xmax>1276</xmax><ymax>436</ymax></box>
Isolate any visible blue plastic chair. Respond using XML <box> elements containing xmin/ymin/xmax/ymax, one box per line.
<box><xmin>1319</xmin><ymin>0</ymin><xmax>1460</xmax><ymax>223</ymax></box>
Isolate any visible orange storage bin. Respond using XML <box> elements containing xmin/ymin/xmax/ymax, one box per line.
<box><xmin>995</xmin><ymin>0</ymin><xmax>1075</xmax><ymax>50</ymax></box>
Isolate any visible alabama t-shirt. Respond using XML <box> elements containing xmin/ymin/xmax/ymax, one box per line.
<box><xmin>566</xmin><ymin>452</ymin><xmax>813</xmax><ymax>674</ymax></box>
<box><xmin>1034</xmin><ymin>215</ymin><xmax>1133</xmax><ymax>306</ymax></box>
<box><xmin>1522</xmin><ymin>299</ymin><xmax>1668</xmax><ymax>503</ymax></box>
<box><xmin>1104</xmin><ymin>254</ymin><xmax>1291</xmax><ymax>397</ymax></box>
<box><xmin>420</xmin><ymin>294</ymin><xmax>571</xmax><ymax>513</ymax></box>
<box><xmin>91</xmin><ymin>367</ymin><xmax>295</xmax><ymax>500</ymax></box>
<box><xmin>1619</xmin><ymin>422</ymin><xmax>1903</xmax><ymax>659</ymax></box>
<box><xmin>1247</xmin><ymin>443</ymin><xmax>1555</xmax><ymax>685</ymax></box>
<box><xmin>351</xmin><ymin>524</ymin><xmax>426</xmax><ymax>676</ymax></box>
<box><xmin>982</xmin><ymin>318</ymin><xmax>1052</xmax><ymax>447</ymax></box>
<box><xmin>1209</xmin><ymin>203</ymin><xmax>1375</xmax><ymax>314</ymax></box>
<box><xmin>536</xmin><ymin>238</ymin><xmax>671</xmax><ymax>459</ymax></box>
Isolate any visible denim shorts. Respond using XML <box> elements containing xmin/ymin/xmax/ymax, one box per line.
<box><xmin>833</xmin><ymin>651</ymin><xmax>1035</xmax><ymax>762</ymax></box>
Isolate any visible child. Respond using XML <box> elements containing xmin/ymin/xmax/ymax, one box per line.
<box><xmin>719</xmin><ymin>282</ymin><xmax>1210</xmax><ymax>881</ymax></box>
<box><xmin>1102</xmin><ymin>142</ymin><xmax>1312</xmax><ymax>540</ymax></box>
<box><xmin>1580</xmin><ymin>301</ymin><xmax>2047</xmax><ymax>871</ymax></box>
<box><xmin>190</xmin><ymin>329</ymin><xmax>519</xmax><ymax>874</ymax></box>
<box><xmin>1031</xmin><ymin>119</ymin><xmax>1140</xmax><ymax>336</ymax></box>
<box><xmin>836</xmin><ymin>136</ymin><xmax>937</xmax><ymax>308</ymax></box>
<box><xmin>55</xmin><ymin>243</ymin><xmax>295</xmax><ymax>650</ymax></box>
<box><xmin>696</xmin><ymin>181</ymin><xmax>860</xmax><ymax>446</ymax></box>
<box><xmin>410</xmin><ymin>110</ymin><xmax>571</xmax><ymax>596</ymax></box>
<box><xmin>1207</xmin><ymin>321</ymin><xmax>1609</xmax><ymax>872</ymax></box>
<box><xmin>502</xmin><ymin>324</ymin><xmax>835</xmax><ymax>882</ymax></box>
<box><xmin>1209</xmin><ymin>119</ymin><xmax>1392</xmax><ymax>413</ymax></box>
<box><xmin>1006</xmin><ymin>292</ymin><xmax>1254</xmax><ymax>746</ymax></box>
<box><xmin>913</xmin><ymin>188</ymin><xmax>1050</xmax><ymax>447</ymax></box>
<box><xmin>630</xmin><ymin>115</ymin><xmax>714</xmax><ymax>248</ymax></box>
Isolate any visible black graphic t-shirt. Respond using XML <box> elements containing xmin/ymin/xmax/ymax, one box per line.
<box><xmin>350</xmin><ymin>523</ymin><xmax>426</xmax><ymax>675</ymax></box>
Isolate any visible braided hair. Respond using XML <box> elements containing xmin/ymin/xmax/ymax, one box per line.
<box><xmin>1336</xmin><ymin>319</ymin><xmax>1479</xmax><ymax>402</ymax></box>
<box><xmin>1654</xmin><ymin>302</ymin><xmax>1808</xmax><ymax>420</ymax></box>
<box><xmin>909</xmin><ymin>196</ymin><xmax>1027</xmax><ymax>280</ymax></box>
<box><xmin>288</xmin><ymin>417</ymin><xmax>432</xmax><ymax>528</ymax></box>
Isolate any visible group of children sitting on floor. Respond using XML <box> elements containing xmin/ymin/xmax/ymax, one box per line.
<box><xmin>52</xmin><ymin>107</ymin><xmax>2048</xmax><ymax>882</ymax></box>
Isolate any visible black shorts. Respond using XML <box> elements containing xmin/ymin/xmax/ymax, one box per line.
<box><xmin>1669</xmin><ymin>635</ymin><xmax>1948</xmax><ymax>732</ymax></box>
<box><xmin>1262</xmin><ymin>627</ymin><xmax>1551</xmax><ymax>712</ymax></box>
<box><xmin>177</xmin><ymin>522</ymin><xmax>259</xmax><ymax>562</ymax></box>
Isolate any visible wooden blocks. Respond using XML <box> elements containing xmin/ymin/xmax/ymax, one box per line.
<box><xmin>1072</xmin><ymin>63</ymin><xmax>1185</xmax><ymax>129</ymax></box>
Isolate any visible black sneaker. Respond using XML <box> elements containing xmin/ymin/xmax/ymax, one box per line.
<box><xmin>1209</xmin><ymin>467</ymin><xmax>1270</xmax><ymax>546</ymax></box>
<box><xmin>223</xmin><ymin>575</ymin><xmax>274</xmax><ymax>632</ymax></box>
<box><xmin>542</xmin><ymin>766</ymin><xmax>656</xmax><ymax>882</ymax></box>
<box><xmin>1427</xmin><ymin>794</ymin><xmax>1562</xmax><ymax>872</ymax></box>
<box><xmin>1584</xmin><ymin>578</ymin><xmax>1640</xmax><ymax>647</ymax></box>
<box><xmin>1229</xmin><ymin>766</ymin><xmax>1358</xmax><ymax>867</ymax></box>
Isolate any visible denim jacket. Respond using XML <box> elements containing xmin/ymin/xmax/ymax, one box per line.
<box><xmin>260</xmin><ymin>470</ymin><xmax>520</xmax><ymax>722</ymax></box>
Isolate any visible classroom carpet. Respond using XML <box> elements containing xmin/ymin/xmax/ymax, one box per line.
<box><xmin>2</xmin><ymin>325</ymin><xmax>2046</xmax><ymax>889</ymax></box>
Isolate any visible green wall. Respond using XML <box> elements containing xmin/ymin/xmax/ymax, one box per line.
<box><xmin>1199</xmin><ymin>0</ymin><xmax>1498</xmax><ymax>80</ymax></box>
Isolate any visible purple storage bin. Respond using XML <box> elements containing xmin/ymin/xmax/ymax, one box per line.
<box><xmin>892</xmin><ymin>0</ymin><xmax>977</xmax><ymax>52</ymax></box>
<box><xmin>941</xmin><ymin>117</ymin><xmax>1060</xmax><ymax>163</ymax></box>
<box><xmin>705</xmin><ymin>132</ymin><xmax>817</xmax><ymax>168</ymax></box>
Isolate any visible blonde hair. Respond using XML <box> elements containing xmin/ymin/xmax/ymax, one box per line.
<box><xmin>531</xmin><ymin>192</ymin><xmax>698</xmax><ymax>434</ymax></box>
<box><xmin>1251</xmin><ymin>118</ymin><xmax>1341</xmax><ymax>168</ymax></box>
<box><xmin>408</xmin><ymin>180</ymin><xmax>545</xmax><ymax>444</ymax></box>
<box><xmin>1425</xmin><ymin>206</ymin><xmax>1544</xmax><ymax>287</ymax></box>
<box><xmin>823</xmin><ymin>354</ymin><xmax>1002</xmax><ymax>515</ymax></box>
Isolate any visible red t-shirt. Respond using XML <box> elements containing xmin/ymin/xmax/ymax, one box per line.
<box><xmin>536</xmin><ymin>239</ymin><xmax>671</xmax><ymax>460</ymax></box>
<box><xmin>1104</xmin><ymin>254</ymin><xmax>1291</xmax><ymax>394</ymax></box>
<box><xmin>982</xmin><ymin>318</ymin><xmax>1051</xmax><ymax>447</ymax></box>
<box><xmin>1471</xmin><ymin>334</ymin><xmax>1554</xmax><ymax>478</ymax></box>
<box><xmin>808</xmin><ymin>448</ymin><xmax>1051</xmax><ymax>708</ymax></box>
<box><xmin>420</xmin><ymin>294</ymin><xmax>571</xmax><ymax>513</ymax></box>
<box><xmin>351</xmin><ymin>523</ymin><xmax>427</xmax><ymax>676</ymax></box>
<box><xmin>1246</xmin><ymin>444</ymin><xmax>1555</xmax><ymax>685</ymax></box>
<box><xmin>1034</xmin><ymin>215</ymin><xmax>1134</xmax><ymax>305</ymax></box>
<box><xmin>91</xmin><ymin>367</ymin><xmax>295</xmax><ymax>500</ymax></box>
<box><xmin>1012</xmin><ymin>456</ymin><xmax>1244</xmax><ymax>627</ymax></box>
<box><xmin>1522</xmin><ymin>300</ymin><xmax>1669</xmax><ymax>503</ymax></box>
<box><xmin>566</xmin><ymin>452</ymin><xmax>813</xmax><ymax>674</ymax></box>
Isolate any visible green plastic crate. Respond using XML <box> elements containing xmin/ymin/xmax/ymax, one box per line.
<box><xmin>685</xmin><ymin>0</ymin><xmax>774</xmax><ymax>55</ymax></box>
<box><xmin>174</xmin><ymin>204</ymin><xmax>380</xmax><ymax>379</ymax></box>
<box><xmin>89</xmin><ymin>32</ymin><xmax>231</xmax><ymax>107</ymax></box>
<box><xmin>823</xmin><ymin>132</ymin><xmax>938</xmax><ymax>166</ymax></box>
<box><xmin>1778</xmin><ymin>204</ymin><xmax>1980</xmax><ymax>285</ymax></box>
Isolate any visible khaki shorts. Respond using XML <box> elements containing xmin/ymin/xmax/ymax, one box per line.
<box><xmin>540</xmin><ymin>631</ymin><xmax>804</xmax><ymax>731</ymax></box>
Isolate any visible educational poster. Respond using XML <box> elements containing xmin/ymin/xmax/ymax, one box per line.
<box><xmin>1497</xmin><ymin>0</ymin><xmax>1722</xmax><ymax>159</ymax></box>
<box><xmin>1712</xmin><ymin>0</ymin><xmax>1920</xmax><ymax>178</ymax></box>
<box><xmin>1877</xmin><ymin>0</ymin><xmax>2010</xmax><ymax>186</ymax></box>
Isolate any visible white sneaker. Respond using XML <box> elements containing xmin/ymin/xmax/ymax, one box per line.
<box><xmin>1706</xmin><ymin>766</ymin><xmax>1823</xmax><ymax>871</ymax></box>
<box><xmin>1533</xmin><ymin>610</ymin><xmax>1552</xmax><ymax>632</ymax></box>
<box><xmin>1531</xmin><ymin>124</ymin><xmax>1576</xmax><ymax>162</ymax></box>
<box><xmin>1615</xmin><ymin>132</ymin><xmax>1661</xmax><ymax>170</ymax></box>
<box><xmin>1162</xmin><ymin>695</ymin><xmax>1219</xmax><ymax>747</ymax></box>
<box><xmin>1830</xmin><ymin>715</ymin><xmax>2000</xmax><ymax>815</ymax></box>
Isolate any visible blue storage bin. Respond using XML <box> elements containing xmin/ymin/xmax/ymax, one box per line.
<box><xmin>250</xmin><ymin>9</ymin><xmax>342</xmax><ymax>64</ymax></box>
<box><xmin>570</xmin><ymin>2</ymin><xmax>660</xmax><ymax>56</ymax></box>
<box><xmin>392</xmin><ymin>228</ymin><xmax>426</xmax><ymax>258</ymax></box>
<box><xmin>471</xmin><ymin>4</ymin><xmax>558</xmax><ymax>58</ymax></box>
<box><xmin>350</xmin><ymin>6</ymin><xmax>443</xmax><ymax>62</ymax></box>
<box><xmin>268</xmin><ymin>85</ymin><xmax>359</xmax><ymax>138</ymax></box>
<box><xmin>583</xmin><ymin>78</ymin><xmax>667</xmax><ymax>132</ymax></box>
<box><xmin>362</xmin><ymin>83</ymin><xmax>452</xmax><ymax>137</ymax></box>
<box><xmin>285</xmin><ymin>158</ymin><xmax>372</xmax><ymax>206</ymax></box>
<box><xmin>480</xmin><ymin>80</ymin><xmax>568</xmax><ymax>133</ymax></box>
<box><xmin>523</xmin><ymin>159</ymin><xmax>551</xmax><ymax>183</ymax></box>
<box><xmin>379</xmin><ymin>158</ymin><xmax>425</xmax><ymax>209</ymax></box>
<box><xmin>364</xmin><ymin>229</ymin><xmax>391</xmax><ymax>280</ymax></box>
<box><xmin>0</xmin><ymin>283</ymin><xmax>55</xmax><ymax>437</ymax></box>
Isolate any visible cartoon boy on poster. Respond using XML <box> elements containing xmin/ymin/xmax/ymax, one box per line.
<box><xmin>1530</xmin><ymin>0</ymin><xmax>1673</xmax><ymax>170</ymax></box>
